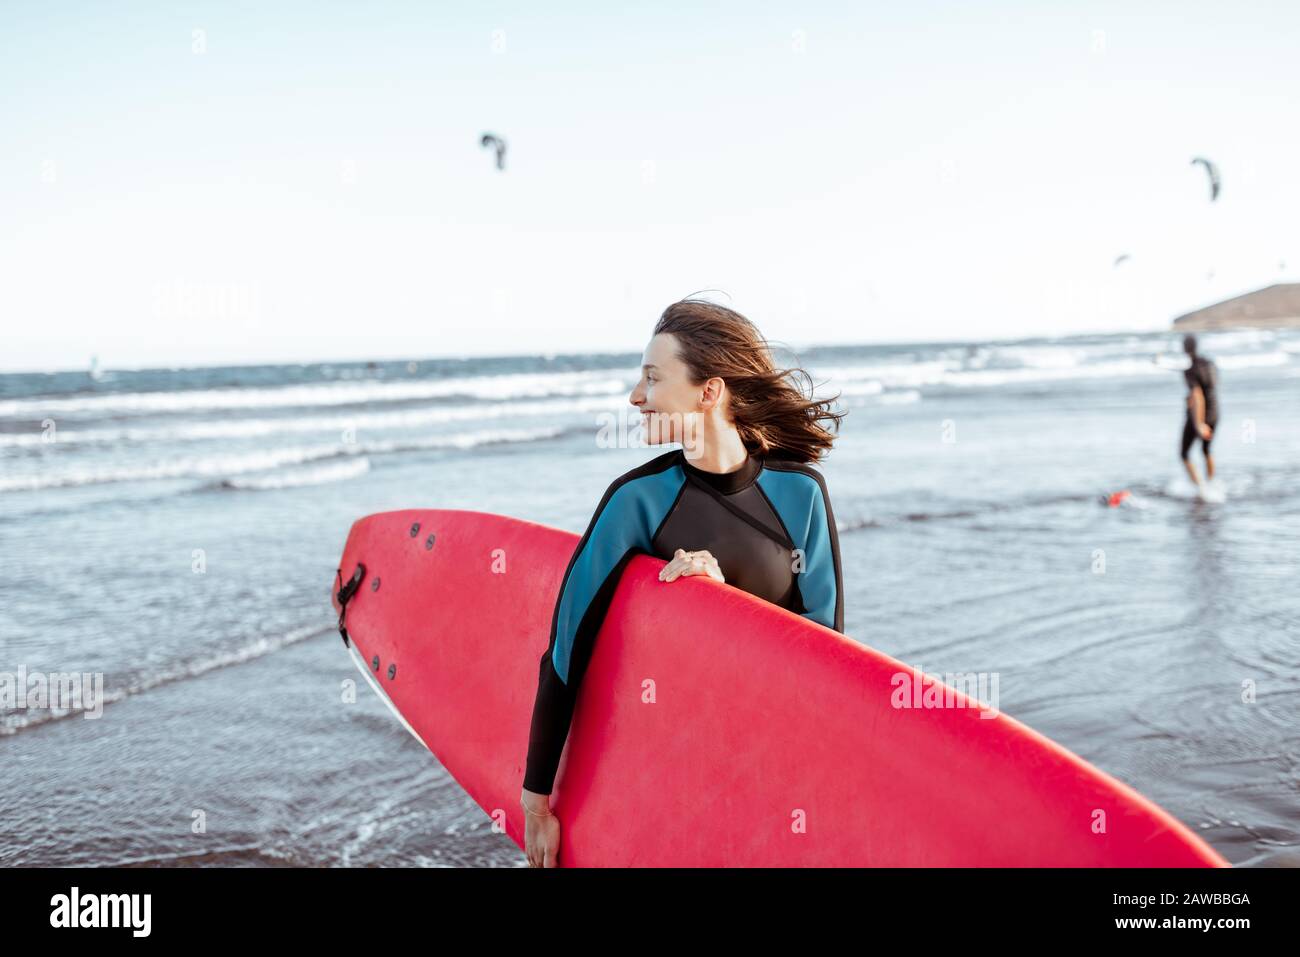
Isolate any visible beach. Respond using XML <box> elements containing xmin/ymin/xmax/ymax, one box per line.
<box><xmin>2</xmin><ymin>327</ymin><xmax>1297</xmax><ymax>866</ymax></box>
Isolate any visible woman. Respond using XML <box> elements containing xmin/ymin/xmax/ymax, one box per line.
<box><xmin>521</xmin><ymin>298</ymin><xmax>846</xmax><ymax>867</ymax></box>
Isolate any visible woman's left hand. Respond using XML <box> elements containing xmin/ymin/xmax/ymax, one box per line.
<box><xmin>658</xmin><ymin>548</ymin><xmax>725</xmax><ymax>584</ymax></box>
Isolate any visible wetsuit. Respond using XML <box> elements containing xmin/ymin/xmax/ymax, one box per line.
<box><xmin>1181</xmin><ymin>355</ymin><xmax>1219</xmax><ymax>459</ymax></box>
<box><xmin>523</xmin><ymin>445</ymin><xmax>844</xmax><ymax>795</ymax></box>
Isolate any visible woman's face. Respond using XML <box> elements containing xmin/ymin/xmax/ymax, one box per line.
<box><xmin>629</xmin><ymin>333</ymin><xmax>707</xmax><ymax>446</ymax></box>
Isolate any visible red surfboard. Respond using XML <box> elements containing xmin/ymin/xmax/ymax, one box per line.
<box><xmin>331</xmin><ymin>509</ymin><xmax>1228</xmax><ymax>867</ymax></box>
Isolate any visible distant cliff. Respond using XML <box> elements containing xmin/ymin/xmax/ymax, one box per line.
<box><xmin>1172</xmin><ymin>283</ymin><xmax>1300</xmax><ymax>331</ymax></box>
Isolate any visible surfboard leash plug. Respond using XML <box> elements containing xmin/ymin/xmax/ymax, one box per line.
<box><xmin>335</xmin><ymin>562</ymin><xmax>367</xmax><ymax>648</ymax></box>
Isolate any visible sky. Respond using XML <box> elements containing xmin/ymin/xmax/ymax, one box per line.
<box><xmin>2</xmin><ymin>0</ymin><xmax>1299</xmax><ymax>372</ymax></box>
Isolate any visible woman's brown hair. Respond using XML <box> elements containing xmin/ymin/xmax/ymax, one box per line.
<box><xmin>652</xmin><ymin>296</ymin><xmax>846</xmax><ymax>464</ymax></box>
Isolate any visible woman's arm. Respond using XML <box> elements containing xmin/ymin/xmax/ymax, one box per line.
<box><xmin>521</xmin><ymin>475</ymin><xmax>654</xmax><ymax>867</ymax></box>
<box><xmin>796</xmin><ymin>470</ymin><xmax>845</xmax><ymax>634</ymax></box>
<box><xmin>522</xmin><ymin>477</ymin><xmax>650</xmax><ymax>796</ymax></box>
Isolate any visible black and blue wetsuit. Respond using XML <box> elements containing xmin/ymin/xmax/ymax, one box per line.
<box><xmin>523</xmin><ymin>445</ymin><xmax>844</xmax><ymax>795</ymax></box>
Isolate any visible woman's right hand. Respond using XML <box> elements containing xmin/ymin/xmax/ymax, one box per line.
<box><xmin>522</xmin><ymin>788</ymin><xmax>561</xmax><ymax>867</ymax></box>
<box><xmin>659</xmin><ymin>548</ymin><xmax>725</xmax><ymax>584</ymax></box>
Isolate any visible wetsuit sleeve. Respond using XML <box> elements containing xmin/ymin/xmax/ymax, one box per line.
<box><xmin>1186</xmin><ymin>360</ymin><xmax>1216</xmax><ymax>396</ymax></box>
<box><xmin>798</xmin><ymin>473</ymin><xmax>845</xmax><ymax>635</ymax></box>
<box><xmin>523</xmin><ymin>479</ymin><xmax>649</xmax><ymax>795</ymax></box>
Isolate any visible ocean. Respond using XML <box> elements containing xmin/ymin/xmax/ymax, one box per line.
<box><xmin>2</xmin><ymin>327</ymin><xmax>1297</xmax><ymax>867</ymax></box>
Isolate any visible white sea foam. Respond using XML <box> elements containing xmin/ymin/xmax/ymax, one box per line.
<box><xmin>0</xmin><ymin>369</ymin><xmax>630</xmax><ymax>418</ymax></box>
<box><xmin>0</xmin><ymin>393</ymin><xmax>618</xmax><ymax>448</ymax></box>
<box><xmin>0</xmin><ymin>623</ymin><xmax>327</xmax><ymax>736</ymax></box>
<box><xmin>0</xmin><ymin>426</ymin><xmax>565</xmax><ymax>492</ymax></box>
<box><xmin>221</xmin><ymin>456</ymin><xmax>371</xmax><ymax>490</ymax></box>
<box><xmin>1214</xmin><ymin>350</ymin><xmax>1290</xmax><ymax>370</ymax></box>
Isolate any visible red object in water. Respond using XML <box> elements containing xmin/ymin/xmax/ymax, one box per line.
<box><xmin>1107</xmin><ymin>490</ymin><xmax>1132</xmax><ymax>508</ymax></box>
<box><xmin>332</xmin><ymin>508</ymin><xmax>1228</xmax><ymax>867</ymax></box>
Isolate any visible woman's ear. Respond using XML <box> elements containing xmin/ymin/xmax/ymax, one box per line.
<box><xmin>700</xmin><ymin>376</ymin><xmax>726</xmax><ymax>410</ymax></box>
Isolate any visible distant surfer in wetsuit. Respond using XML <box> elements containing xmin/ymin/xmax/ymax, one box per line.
<box><xmin>1180</xmin><ymin>333</ymin><xmax>1219</xmax><ymax>488</ymax></box>
<box><xmin>520</xmin><ymin>297</ymin><xmax>847</xmax><ymax>867</ymax></box>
